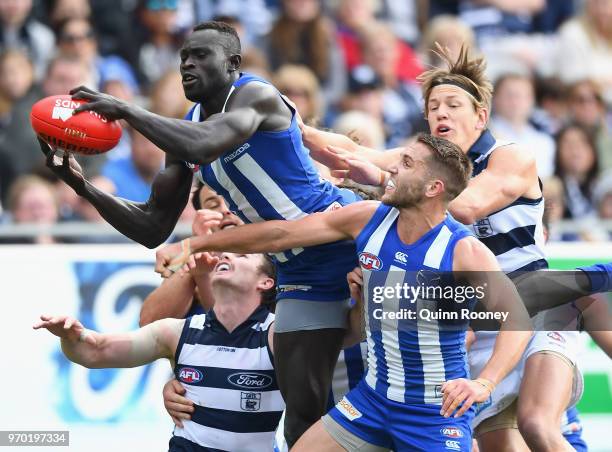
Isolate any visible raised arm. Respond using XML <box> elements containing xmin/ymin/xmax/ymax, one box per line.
<box><xmin>449</xmin><ymin>145</ymin><xmax>538</xmax><ymax>225</ymax></box>
<box><xmin>71</xmin><ymin>82</ymin><xmax>288</xmax><ymax>166</ymax></box>
<box><xmin>43</xmin><ymin>143</ymin><xmax>193</xmax><ymax>248</ymax></box>
<box><xmin>34</xmin><ymin>314</ymin><xmax>183</xmax><ymax>368</ymax></box>
<box><xmin>156</xmin><ymin>201</ymin><xmax>380</xmax><ymax>276</ymax></box>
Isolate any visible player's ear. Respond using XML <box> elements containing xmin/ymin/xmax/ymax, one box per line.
<box><xmin>427</xmin><ymin>179</ymin><xmax>445</xmax><ymax>198</ymax></box>
<box><xmin>257</xmin><ymin>277</ymin><xmax>275</xmax><ymax>292</ymax></box>
<box><xmin>228</xmin><ymin>54</ymin><xmax>241</xmax><ymax>72</ymax></box>
<box><xmin>475</xmin><ymin>107</ymin><xmax>488</xmax><ymax>130</ymax></box>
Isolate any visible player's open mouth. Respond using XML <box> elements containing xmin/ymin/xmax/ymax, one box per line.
<box><xmin>182</xmin><ymin>74</ymin><xmax>198</xmax><ymax>85</ymax></box>
<box><xmin>386</xmin><ymin>179</ymin><xmax>396</xmax><ymax>191</ymax></box>
<box><xmin>436</xmin><ymin>125</ymin><xmax>451</xmax><ymax>135</ymax></box>
<box><xmin>220</xmin><ymin>222</ymin><xmax>238</xmax><ymax>230</ymax></box>
<box><xmin>216</xmin><ymin>263</ymin><xmax>231</xmax><ymax>273</ymax></box>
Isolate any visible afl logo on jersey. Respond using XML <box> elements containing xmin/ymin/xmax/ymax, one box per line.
<box><xmin>359</xmin><ymin>252</ymin><xmax>382</xmax><ymax>270</ymax></box>
<box><xmin>441</xmin><ymin>427</ymin><xmax>464</xmax><ymax>438</ymax></box>
<box><xmin>228</xmin><ymin>372</ymin><xmax>273</xmax><ymax>389</ymax></box>
<box><xmin>178</xmin><ymin>367</ymin><xmax>203</xmax><ymax>384</ymax></box>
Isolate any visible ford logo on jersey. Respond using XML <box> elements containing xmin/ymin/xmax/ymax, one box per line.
<box><xmin>359</xmin><ymin>252</ymin><xmax>382</xmax><ymax>270</ymax></box>
<box><xmin>441</xmin><ymin>427</ymin><xmax>464</xmax><ymax>438</ymax></box>
<box><xmin>179</xmin><ymin>367</ymin><xmax>203</xmax><ymax>384</ymax></box>
<box><xmin>228</xmin><ymin>372</ymin><xmax>273</xmax><ymax>389</ymax></box>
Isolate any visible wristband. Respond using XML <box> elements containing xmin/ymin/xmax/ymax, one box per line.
<box><xmin>168</xmin><ymin>239</ymin><xmax>192</xmax><ymax>273</ymax></box>
<box><xmin>474</xmin><ymin>377</ymin><xmax>496</xmax><ymax>395</ymax></box>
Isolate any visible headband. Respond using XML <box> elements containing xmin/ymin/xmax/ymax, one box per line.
<box><xmin>430</xmin><ymin>78</ymin><xmax>481</xmax><ymax>102</ymax></box>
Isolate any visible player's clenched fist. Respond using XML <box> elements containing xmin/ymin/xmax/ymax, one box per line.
<box><xmin>155</xmin><ymin>239</ymin><xmax>193</xmax><ymax>278</ymax></box>
<box><xmin>440</xmin><ymin>377</ymin><xmax>495</xmax><ymax>418</ymax></box>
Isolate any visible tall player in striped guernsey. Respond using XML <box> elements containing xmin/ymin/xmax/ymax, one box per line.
<box><xmin>34</xmin><ymin>252</ymin><xmax>283</xmax><ymax>452</ymax></box>
<box><xmin>297</xmin><ymin>45</ymin><xmax>610</xmax><ymax>451</ymax></box>
<box><xmin>40</xmin><ymin>21</ymin><xmax>360</xmax><ymax>447</ymax></box>
<box><xmin>156</xmin><ymin>133</ymin><xmax>534</xmax><ymax>451</ymax></box>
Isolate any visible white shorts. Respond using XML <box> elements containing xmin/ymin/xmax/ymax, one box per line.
<box><xmin>469</xmin><ymin>329</ymin><xmax>583</xmax><ymax>428</ymax></box>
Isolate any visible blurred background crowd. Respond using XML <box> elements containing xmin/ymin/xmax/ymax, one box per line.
<box><xmin>1</xmin><ymin>0</ymin><xmax>612</xmax><ymax>243</ymax></box>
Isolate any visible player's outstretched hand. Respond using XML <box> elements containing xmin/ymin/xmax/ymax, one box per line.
<box><xmin>181</xmin><ymin>252</ymin><xmax>220</xmax><ymax>278</ymax></box>
<box><xmin>33</xmin><ymin>315</ymin><xmax>96</xmax><ymax>346</ymax></box>
<box><xmin>70</xmin><ymin>85</ymin><xmax>128</xmax><ymax>121</ymax></box>
<box><xmin>163</xmin><ymin>378</ymin><xmax>194</xmax><ymax>428</ymax></box>
<box><xmin>156</xmin><ymin>239</ymin><xmax>192</xmax><ymax>278</ymax></box>
<box><xmin>309</xmin><ymin>145</ymin><xmax>353</xmax><ymax>171</ymax></box>
<box><xmin>440</xmin><ymin>378</ymin><xmax>492</xmax><ymax>418</ymax></box>
<box><xmin>39</xmin><ymin>138</ymin><xmax>86</xmax><ymax>192</ymax></box>
<box><xmin>331</xmin><ymin>156</ymin><xmax>386</xmax><ymax>187</ymax></box>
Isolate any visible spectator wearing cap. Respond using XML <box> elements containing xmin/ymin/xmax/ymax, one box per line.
<box><xmin>273</xmin><ymin>65</ymin><xmax>323</xmax><ymax>126</ymax></box>
<box><xmin>56</xmin><ymin>17</ymin><xmax>138</xmax><ymax>94</ymax></box>
<box><xmin>0</xmin><ymin>0</ymin><xmax>55</xmax><ymax>80</ymax></box>
<box><xmin>138</xmin><ymin>0</ymin><xmax>184</xmax><ymax>88</ymax></box>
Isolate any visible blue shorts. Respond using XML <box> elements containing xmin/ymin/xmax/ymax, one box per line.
<box><xmin>326</xmin><ymin>380</ymin><xmax>474</xmax><ymax>451</ymax></box>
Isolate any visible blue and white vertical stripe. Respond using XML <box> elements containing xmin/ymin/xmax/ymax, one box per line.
<box><xmin>356</xmin><ymin>203</ymin><xmax>473</xmax><ymax>404</ymax></box>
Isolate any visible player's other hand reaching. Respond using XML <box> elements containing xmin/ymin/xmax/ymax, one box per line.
<box><xmin>33</xmin><ymin>315</ymin><xmax>96</xmax><ymax>346</ymax></box>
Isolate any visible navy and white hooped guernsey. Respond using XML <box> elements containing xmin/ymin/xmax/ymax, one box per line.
<box><xmin>356</xmin><ymin>204</ymin><xmax>475</xmax><ymax>404</ymax></box>
<box><xmin>170</xmin><ymin>307</ymin><xmax>284</xmax><ymax>452</ymax></box>
<box><xmin>467</xmin><ymin>130</ymin><xmax>547</xmax><ymax>273</ymax></box>
<box><xmin>186</xmin><ymin>73</ymin><xmax>359</xmax><ymax>302</ymax></box>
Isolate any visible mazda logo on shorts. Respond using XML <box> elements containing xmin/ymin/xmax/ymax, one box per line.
<box><xmin>227</xmin><ymin>372</ymin><xmax>273</xmax><ymax>389</ymax></box>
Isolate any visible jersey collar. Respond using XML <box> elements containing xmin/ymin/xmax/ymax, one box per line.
<box><xmin>207</xmin><ymin>305</ymin><xmax>270</xmax><ymax>334</ymax></box>
<box><xmin>467</xmin><ymin>129</ymin><xmax>495</xmax><ymax>163</ymax></box>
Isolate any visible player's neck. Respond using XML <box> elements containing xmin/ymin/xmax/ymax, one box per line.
<box><xmin>396</xmin><ymin>204</ymin><xmax>446</xmax><ymax>245</ymax></box>
<box><xmin>212</xmin><ymin>290</ymin><xmax>261</xmax><ymax>333</ymax></box>
<box><xmin>200</xmin><ymin>72</ymin><xmax>241</xmax><ymax>116</ymax></box>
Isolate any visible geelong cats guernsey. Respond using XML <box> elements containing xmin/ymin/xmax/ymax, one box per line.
<box><xmin>170</xmin><ymin>307</ymin><xmax>284</xmax><ymax>451</ymax></box>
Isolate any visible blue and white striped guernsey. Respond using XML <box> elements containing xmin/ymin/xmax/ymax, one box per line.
<box><xmin>186</xmin><ymin>72</ymin><xmax>359</xmax><ymax>302</ymax></box>
<box><xmin>356</xmin><ymin>204</ymin><xmax>474</xmax><ymax>404</ymax></box>
<box><xmin>170</xmin><ymin>307</ymin><xmax>284</xmax><ymax>452</ymax></box>
<box><xmin>467</xmin><ymin>130</ymin><xmax>547</xmax><ymax>273</ymax></box>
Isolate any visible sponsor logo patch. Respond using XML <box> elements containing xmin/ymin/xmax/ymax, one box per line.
<box><xmin>473</xmin><ymin>218</ymin><xmax>493</xmax><ymax>237</ymax></box>
<box><xmin>224</xmin><ymin>143</ymin><xmax>251</xmax><ymax>163</ymax></box>
<box><xmin>394</xmin><ymin>251</ymin><xmax>408</xmax><ymax>264</ymax></box>
<box><xmin>359</xmin><ymin>252</ymin><xmax>382</xmax><ymax>270</ymax></box>
<box><xmin>547</xmin><ymin>331</ymin><xmax>566</xmax><ymax>343</ymax></box>
<box><xmin>178</xmin><ymin>367</ymin><xmax>203</xmax><ymax>384</ymax></box>
<box><xmin>240</xmin><ymin>392</ymin><xmax>261</xmax><ymax>411</ymax></box>
<box><xmin>441</xmin><ymin>427</ymin><xmax>464</xmax><ymax>438</ymax></box>
<box><xmin>227</xmin><ymin>372</ymin><xmax>273</xmax><ymax>390</ymax></box>
<box><xmin>445</xmin><ymin>439</ymin><xmax>461</xmax><ymax>450</ymax></box>
<box><xmin>336</xmin><ymin>397</ymin><xmax>362</xmax><ymax>420</ymax></box>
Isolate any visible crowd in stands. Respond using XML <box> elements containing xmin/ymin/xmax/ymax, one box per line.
<box><xmin>1</xmin><ymin>0</ymin><xmax>612</xmax><ymax>243</ymax></box>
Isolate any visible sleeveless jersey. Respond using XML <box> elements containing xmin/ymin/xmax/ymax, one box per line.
<box><xmin>186</xmin><ymin>73</ymin><xmax>359</xmax><ymax>301</ymax></box>
<box><xmin>171</xmin><ymin>307</ymin><xmax>284</xmax><ymax>452</ymax></box>
<box><xmin>467</xmin><ymin>130</ymin><xmax>547</xmax><ymax>273</ymax></box>
<box><xmin>356</xmin><ymin>203</ymin><xmax>474</xmax><ymax>404</ymax></box>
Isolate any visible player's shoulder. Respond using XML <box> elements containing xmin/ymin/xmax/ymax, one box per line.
<box><xmin>231</xmin><ymin>79</ymin><xmax>280</xmax><ymax>108</ymax></box>
<box><xmin>489</xmin><ymin>142</ymin><xmax>536</xmax><ymax>172</ymax></box>
<box><xmin>453</xmin><ymin>236</ymin><xmax>497</xmax><ymax>271</ymax></box>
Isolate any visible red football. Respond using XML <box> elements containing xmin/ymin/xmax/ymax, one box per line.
<box><xmin>30</xmin><ymin>95</ymin><xmax>122</xmax><ymax>156</ymax></box>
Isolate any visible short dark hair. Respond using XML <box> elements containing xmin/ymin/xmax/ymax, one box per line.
<box><xmin>192</xmin><ymin>21</ymin><xmax>241</xmax><ymax>56</ymax></box>
<box><xmin>257</xmin><ymin>255</ymin><xmax>277</xmax><ymax>307</ymax></box>
<box><xmin>416</xmin><ymin>133</ymin><xmax>472</xmax><ymax>201</ymax></box>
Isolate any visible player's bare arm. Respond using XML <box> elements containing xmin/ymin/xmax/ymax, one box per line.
<box><xmin>440</xmin><ymin>237</ymin><xmax>532</xmax><ymax>418</ymax></box>
<box><xmin>71</xmin><ymin>82</ymin><xmax>290</xmax><ymax>165</ymax></box>
<box><xmin>449</xmin><ymin>145</ymin><xmax>539</xmax><ymax>225</ymax></box>
<box><xmin>41</xmin><ymin>137</ymin><xmax>193</xmax><ymax>248</ymax></box>
<box><xmin>34</xmin><ymin>314</ymin><xmax>184</xmax><ymax>368</ymax></box>
<box><xmin>156</xmin><ymin>201</ymin><xmax>379</xmax><ymax>276</ymax></box>
<box><xmin>139</xmin><ymin>271</ymin><xmax>198</xmax><ymax>327</ymax></box>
